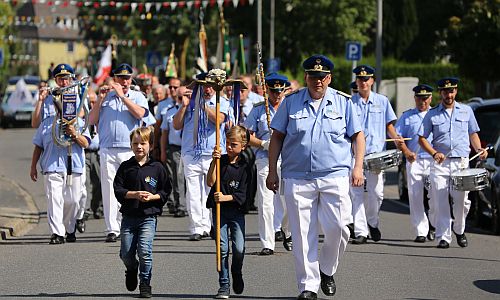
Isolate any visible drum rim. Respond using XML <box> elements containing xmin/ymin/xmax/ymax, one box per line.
<box><xmin>365</xmin><ymin>149</ymin><xmax>401</xmax><ymax>159</ymax></box>
<box><xmin>451</xmin><ymin>168</ymin><xmax>488</xmax><ymax>176</ymax></box>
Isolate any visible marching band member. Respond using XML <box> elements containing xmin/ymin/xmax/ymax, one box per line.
<box><xmin>395</xmin><ymin>84</ymin><xmax>436</xmax><ymax>242</ymax></box>
<box><xmin>244</xmin><ymin>72</ymin><xmax>292</xmax><ymax>255</ymax></box>
<box><xmin>418</xmin><ymin>77</ymin><xmax>487</xmax><ymax>248</ymax></box>
<box><xmin>173</xmin><ymin>72</ymin><xmax>230</xmax><ymax>241</ymax></box>
<box><xmin>89</xmin><ymin>63</ymin><xmax>150</xmax><ymax>243</ymax></box>
<box><xmin>267</xmin><ymin>55</ymin><xmax>365</xmax><ymax>300</ymax></box>
<box><xmin>349</xmin><ymin>65</ymin><xmax>406</xmax><ymax>244</ymax></box>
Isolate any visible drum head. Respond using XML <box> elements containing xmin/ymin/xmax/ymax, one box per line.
<box><xmin>452</xmin><ymin>168</ymin><xmax>487</xmax><ymax>177</ymax></box>
<box><xmin>365</xmin><ymin>149</ymin><xmax>399</xmax><ymax>160</ymax></box>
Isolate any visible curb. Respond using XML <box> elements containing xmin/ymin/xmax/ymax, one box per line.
<box><xmin>0</xmin><ymin>176</ymin><xmax>40</xmax><ymax>240</ymax></box>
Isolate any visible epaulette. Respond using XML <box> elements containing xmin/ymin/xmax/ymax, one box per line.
<box><xmin>253</xmin><ymin>101</ymin><xmax>265</xmax><ymax>107</ymax></box>
<box><xmin>336</xmin><ymin>90</ymin><xmax>351</xmax><ymax>99</ymax></box>
<box><xmin>285</xmin><ymin>89</ymin><xmax>301</xmax><ymax>98</ymax></box>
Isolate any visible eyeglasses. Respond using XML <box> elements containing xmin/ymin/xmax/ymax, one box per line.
<box><xmin>169</xmin><ymin>86</ymin><xmax>179</xmax><ymax>90</ymax></box>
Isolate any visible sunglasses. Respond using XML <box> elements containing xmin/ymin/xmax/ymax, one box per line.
<box><xmin>169</xmin><ymin>86</ymin><xmax>179</xmax><ymax>90</ymax></box>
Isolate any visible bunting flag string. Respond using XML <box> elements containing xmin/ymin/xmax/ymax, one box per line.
<box><xmin>0</xmin><ymin>0</ymin><xmax>255</xmax><ymax>10</ymax></box>
<box><xmin>2</xmin><ymin>35</ymin><xmax>149</xmax><ymax>47</ymax></box>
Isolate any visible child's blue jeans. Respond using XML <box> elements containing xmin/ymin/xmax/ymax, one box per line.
<box><xmin>120</xmin><ymin>215</ymin><xmax>157</xmax><ymax>285</ymax></box>
<box><xmin>214</xmin><ymin>208</ymin><xmax>245</xmax><ymax>287</ymax></box>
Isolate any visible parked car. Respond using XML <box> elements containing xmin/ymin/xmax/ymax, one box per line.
<box><xmin>0</xmin><ymin>75</ymin><xmax>40</xmax><ymax>128</ymax></box>
<box><xmin>397</xmin><ymin>98</ymin><xmax>500</xmax><ymax>217</ymax></box>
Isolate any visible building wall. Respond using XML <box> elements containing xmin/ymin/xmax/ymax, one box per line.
<box><xmin>38</xmin><ymin>41</ymin><xmax>88</xmax><ymax>80</ymax></box>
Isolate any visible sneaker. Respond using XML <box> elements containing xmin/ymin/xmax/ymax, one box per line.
<box><xmin>66</xmin><ymin>232</ymin><xmax>77</xmax><ymax>243</ymax></box>
<box><xmin>232</xmin><ymin>273</ymin><xmax>244</xmax><ymax>294</ymax></box>
<box><xmin>76</xmin><ymin>219</ymin><xmax>86</xmax><ymax>233</ymax></box>
<box><xmin>125</xmin><ymin>266</ymin><xmax>138</xmax><ymax>291</ymax></box>
<box><xmin>139</xmin><ymin>283</ymin><xmax>152</xmax><ymax>298</ymax></box>
<box><xmin>49</xmin><ymin>234</ymin><xmax>65</xmax><ymax>245</ymax></box>
<box><xmin>215</xmin><ymin>285</ymin><xmax>230</xmax><ymax>299</ymax></box>
<box><xmin>106</xmin><ymin>233</ymin><xmax>118</xmax><ymax>243</ymax></box>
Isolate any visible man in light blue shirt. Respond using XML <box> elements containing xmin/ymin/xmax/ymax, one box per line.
<box><xmin>418</xmin><ymin>77</ymin><xmax>486</xmax><ymax>249</ymax></box>
<box><xmin>395</xmin><ymin>84</ymin><xmax>435</xmax><ymax>243</ymax></box>
<box><xmin>267</xmin><ymin>55</ymin><xmax>365</xmax><ymax>300</ymax></box>
<box><xmin>173</xmin><ymin>72</ymin><xmax>230</xmax><ymax>241</ymax></box>
<box><xmin>245</xmin><ymin>72</ymin><xmax>292</xmax><ymax>256</ymax></box>
<box><xmin>349</xmin><ymin>65</ymin><xmax>404</xmax><ymax>245</ymax></box>
<box><xmin>30</xmin><ymin>116</ymin><xmax>90</xmax><ymax>244</ymax></box>
<box><xmin>160</xmin><ymin>85</ymin><xmax>187</xmax><ymax>218</ymax></box>
<box><xmin>89</xmin><ymin>63</ymin><xmax>150</xmax><ymax>242</ymax></box>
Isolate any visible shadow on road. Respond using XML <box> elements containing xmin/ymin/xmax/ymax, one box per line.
<box><xmin>348</xmin><ymin>248</ymin><xmax>500</xmax><ymax>263</ymax></box>
<box><xmin>0</xmin><ymin>293</ymin><xmax>292</xmax><ymax>299</ymax></box>
<box><xmin>473</xmin><ymin>279</ymin><xmax>500</xmax><ymax>294</ymax></box>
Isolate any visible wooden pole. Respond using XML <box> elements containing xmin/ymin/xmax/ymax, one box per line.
<box><xmin>215</xmin><ymin>88</ymin><xmax>222</xmax><ymax>272</ymax></box>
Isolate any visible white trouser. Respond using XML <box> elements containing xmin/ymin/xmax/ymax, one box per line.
<box><xmin>255</xmin><ymin>158</ymin><xmax>290</xmax><ymax>250</ymax></box>
<box><xmin>100</xmin><ymin>147</ymin><xmax>133</xmax><ymax>235</ymax></box>
<box><xmin>406</xmin><ymin>158</ymin><xmax>434</xmax><ymax>236</ymax></box>
<box><xmin>350</xmin><ymin>170</ymin><xmax>384</xmax><ymax>237</ymax></box>
<box><xmin>182</xmin><ymin>154</ymin><xmax>212</xmax><ymax>235</ymax></box>
<box><xmin>77</xmin><ymin>169</ymin><xmax>87</xmax><ymax>220</ymax></box>
<box><xmin>431</xmin><ymin>158</ymin><xmax>470</xmax><ymax>243</ymax></box>
<box><xmin>284</xmin><ymin>176</ymin><xmax>351</xmax><ymax>294</ymax></box>
<box><xmin>44</xmin><ymin>173</ymin><xmax>82</xmax><ymax>236</ymax></box>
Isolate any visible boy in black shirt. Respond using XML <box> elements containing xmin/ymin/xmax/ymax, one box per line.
<box><xmin>114</xmin><ymin>126</ymin><xmax>171</xmax><ymax>298</ymax></box>
<box><xmin>207</xmin><ymin>125</ymin><xmax>250</xmax><ymax>299</ymax></box>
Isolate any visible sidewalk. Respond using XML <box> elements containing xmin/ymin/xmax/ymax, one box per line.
<box><xmin>0</xmin><ymin>175</ymin><xmax>40</xmax><ymax>240</ymax></box>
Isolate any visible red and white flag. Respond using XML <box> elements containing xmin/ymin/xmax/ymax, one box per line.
<box><xmin>94</xmin><ymin>45</ymin><xmax>112</xmax><ymax>85</ymax></box>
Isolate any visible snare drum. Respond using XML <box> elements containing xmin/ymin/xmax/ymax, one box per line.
<box><xmin>451</xmin><ymin>168</ymin><xmax>489</xmax><ymax>191</ymax></box>
<box><xmin>364</xmin><ymin>150</ymin><xmax>403</xmax><ymax>172</ymax></box>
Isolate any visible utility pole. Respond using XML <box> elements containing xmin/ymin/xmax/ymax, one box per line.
<box><xmin>375</xmin><ymin>0</ymin><xmax>383</xmax><ymax>92</ymax></box>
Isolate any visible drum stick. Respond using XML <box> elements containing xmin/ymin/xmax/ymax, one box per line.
<box><xmin>385</xmin><ymin>137</ymin><xmax>412</xmax><ymax>142</ymax></box>
<box><xmin>469</xmin><ymin>146</ymin><xmax>492</xmax><ymax>162</ymax></box>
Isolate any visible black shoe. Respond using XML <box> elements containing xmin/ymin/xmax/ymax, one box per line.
<box><xmin>49</xmin><ymin>234</ymin><xmax>65</xmax><ymax>245</ymax></box>
<box><xmin>125</xmin><ymin>266</ymin><xmax>138</xmax><ymax>291</ymax></box>
<box><xmin>351</xmin><ymin>236</ymin><xmax>367</xmax><ymax>244</ymax></box>
<box><xmin>437</xmin><ymin>240</ymin><xmax>450</xmax><ymax>249</ymax></box>
<box><xmin>215</xmin><ymin>285</ymin><xmax>230</xmax><ymax>299</ymax></box>
<box><xmin>283</xmin><ymin>235</ymin><xmax>293</xmax><ymax>251</ymax></box>
<box><xmin>368</xmin><ymin>225</ymin><xmax>381</xmax><ymax>242</ymax></box>
<box><xmin>139</xmin><ymin>283</ymin><xmax>152</xmax><ymax>298</ymax></box>
<box><xmin>93</xmin><ymin>210</ymin><xmax>103</xmax><ymax>219</ymax></box>
<box><xmin>202</xmin><ymin>231</ymin><xmax>210</xmax><ymax>238</ymax></box>
<box><xmin>66</xmin><ymin>232</ymin><xmax>77</xmax><ymax>243</ymax></box>
<box><xmin>297</xmin><ymin>290</ymin><xmax>317</xmax><ymax>300</ymax></box>
<box><xmin>174</xmin><ymin>210</ymin><xmax>187</xmax><ymax>218</ymax></box>
<box><xmin>167</xmin><ymin>204</ymin><xmax>176</xmax><ymax>214</ymax></box>
<box><xmin>320</xmin><ymin>271</ymin><xmax>336</xmax><ymax>296</ymax></box>
<box><xmin>275</xmin><ymin>230</ymin><xmax>284</xmax><ymax>242</ymax></box>
<box><xmin>232</xmin><ymin>272</ymin><xmax>244</xmax><ymax>294</ymax></box>
<box><xmin>105</xmin><ymin>233</ymin><xmax>117</xmax><ymax>243</ymax></box>
<box><xmin>259</xmin><ymin>248</ymin><xmax>274</xmax><ymax>256</ymax></box>
<box><xmin>456</xmin><ymin>233</ymin><xmax>468</xmax><ymax>247</ymax></box>
<box><xmin>189</xmin><ymin>233</ymin><xmax>202</xmax><ymax>241</ymax></box>
<box><xmin>346</xmin><ymin>223</ymin><xmax>355</xmax><ymax>239</ymax></box>
<box><xmin>427</xmin><ymin>229</ymin><xmax>436</xmax><ymax>241</ymax></box>
<box><xmin>414</xmin><ymin>236</ymin><xmax>426</xmax><ymax>243</ymax></box>
<box><xmin>76</xmin><ymin>219</ymin><xmax>86</xmax><ymax>233</ymax></box>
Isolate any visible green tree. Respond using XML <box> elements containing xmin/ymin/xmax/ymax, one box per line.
<box><xmin>447</xmin><ymin>0</ymin><xmax>500</xmax><ymax>96</ymax></box>
<box><xmin>383</xmin><ymin>0</ymin><xmax>418</xmax><ymax>60</ymax></box>
<box><xmin>0</xmin><ymin>3</ymin><xmax>16</xmax><ymax>91</ymax></box>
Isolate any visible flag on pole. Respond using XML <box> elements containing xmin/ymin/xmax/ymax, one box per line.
<box><xmin>94</xmin><ymin>45</ymin><xmax>112</xmax><ymax>85</ymax></box>
<box><xmin>223</xmin><ymin>30</ymin><xmax>231</xmax><ymax>74</ymax></box>
<box><xmin>165</xmin><ymin>43</ymin><xmax>178</xmax><ymax>78</ymax></box>
<box><xmin>196</xmin><ymin>9</ymin><xmax>208</xmax><ymax>73</ymax></box>
<box><xmin>231</xmin><ymin>34</ymin><xmax>247</xmax><ymax>77</ymax></box>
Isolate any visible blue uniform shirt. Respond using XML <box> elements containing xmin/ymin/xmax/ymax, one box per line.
<box><xmin>180</xmin><ymin>95</ymin><xmax>230</xmax><ymax>156</ymax></box>
<box><xmin>244</xmin><ymin>102</ymin><xmax>278</xmax><ymax>160</ymax></box>
<box><xmin>271</xmin><ymin>87</ymin><xmax>362</xmax><ymax>179</ymax></box>
<box><xmin>351</xmin><ymin>92</ymin><xmax>396</xmax><ymax>154</ymax></box>
<box><xmin>98</xmin><ymin>90</ymin><xmax>148</xmax><ymax>149</ymax></box>
<box><xmin>248</xmin><ymin>91</ymin><xmax>264</xmax><ymax>104</ymax></box>
<box><xmin>395</xmin><ymin>108</ymin><xmax>433</xmax><ymax>158</ymax></box>
<box><xmin>161</xmin><ymin>104</ymin><xmax>183</xmax><ymax>146</ymax></box>
<box><xmin>419</xmin><ymin>102</ymin><xmax>479</xmax><ymax>158</ymax></box>
<box><xmin>32</xmin><ymin>117</ymin><xmax>88</xmax><ymax>174</ymax></box>
<box><xmin>156</xmin><ymin>97</ymin><xmax>175</xmax><ymax>121</ymax></box>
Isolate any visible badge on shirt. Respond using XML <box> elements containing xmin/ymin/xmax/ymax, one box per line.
<box><xmin>145</xmin><ymin>176</ymin><xmax>158</xmax><ymax>188</ymax></box>
<box><xmin>229</xmin><ymin>180</ymin><xmax>240</xmax><ymax>189</ymax></box>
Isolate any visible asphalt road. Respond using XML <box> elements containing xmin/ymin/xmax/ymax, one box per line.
<box><xmin>0</xmin><ymin>128</ymin><xmax>499</xmax><ymax>300</ymax></box>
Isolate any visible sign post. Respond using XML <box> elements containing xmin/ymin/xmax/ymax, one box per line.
<box><xmin>346</xmin><ymin>42</ymin><xmax>362</xmax><ymax>82</ymax></box>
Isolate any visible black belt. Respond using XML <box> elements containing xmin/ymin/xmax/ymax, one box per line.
<box><xmin>167</xmin><ymin>144</ymin><xmax>181</xmax><ymax>151</ymax></box>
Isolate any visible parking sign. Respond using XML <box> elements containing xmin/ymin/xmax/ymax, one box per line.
<box><xmin>345</xmin><ymin>42</ymin><xmax>362</xmax><ymax>61</ymax></box>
